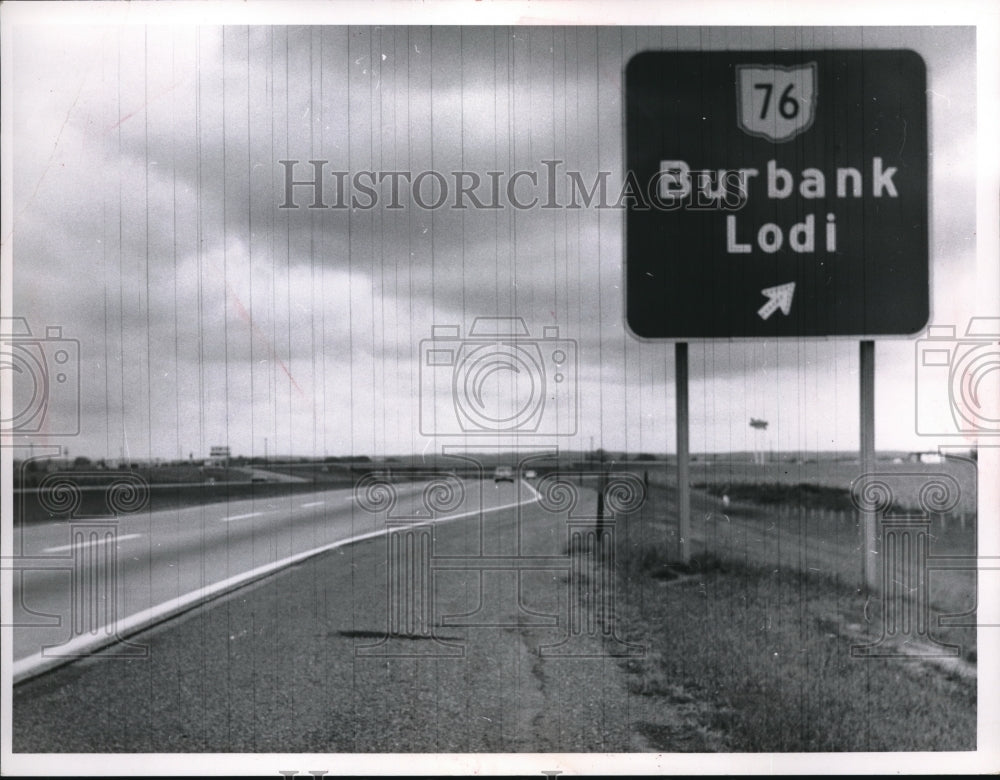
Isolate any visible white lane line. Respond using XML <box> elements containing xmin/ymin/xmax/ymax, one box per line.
<box><xmin>42</xmin><ymin>533</ymin><xmax>144</xmax><ymax>554</ymax></box>
<box><xmin>12</xmin><ymin>489</ymin><xmax>541</xmax><ymax>684</ymax></box>
<box><xmin>519</xmin><ymin>478</ymin><xmax>543</xmax><ymax>501</ymax></box>
<box><xmin>414</xmin><ymin>494</ymin><xmax>536</xmax><ymax>526</ymax></box>
<box><xmin>221</xmin><ymin>511</ymin><xmax>266</xmax><ymax>523</ymax></box>
<box><xmin>300</xmin><ymin>501</ymin><xmax>325</xmax><ymax>508</ymax></box>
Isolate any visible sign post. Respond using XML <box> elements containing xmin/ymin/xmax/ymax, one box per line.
<box><xmin>860</xmin><ymin>340</ymin><xmax>877</xmax><ymax>591</ymax></box>
<box><xmin>675</xmin><ymin>343</ymin><xmax>690</xmax><ymax>563</ymax></box>
<box><xmin>624</xmin><ymin>50</ymin><xmax>928</xmax><ymax>575</ymax></box>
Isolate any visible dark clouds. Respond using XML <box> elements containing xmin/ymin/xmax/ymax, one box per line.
<box><xmin>10</xmin><ymin>24</ymin><xmax>979</xmax><ymax>457</ymax></box>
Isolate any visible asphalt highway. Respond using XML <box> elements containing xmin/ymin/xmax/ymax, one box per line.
<box><xmin>11</xmin><ymin>478</ymin><xmax>503</xmax><ymax>678</ymax></box>
<box><xmin>13</xmin><ymin>476</ymin><xmax>654</xmax><ymax>752</ymax></box>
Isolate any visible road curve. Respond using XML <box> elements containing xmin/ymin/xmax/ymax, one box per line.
<box><xmin>10</xmin><ymin>477</ymin><xmax>538</xmax><ymax>683</ymax></box>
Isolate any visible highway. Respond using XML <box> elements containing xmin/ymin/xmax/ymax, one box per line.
<box><xmin>10</xmin><ymin>476</ymin><xmax>535</xmax><ymax>679</ymax></box>
<box><xmin>12</xmin><ymin>474</ymin><xmax>659</xmax><ymax>752</ymax></box>
<box><xmin>12</xmin><ymin>470</ymin><xmax>981</xmax><ymax>753</ymax></box>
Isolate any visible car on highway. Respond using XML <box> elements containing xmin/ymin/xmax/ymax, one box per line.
<box><xmin>493</xmin><ymin>466</ymin><xmax>515</xmax><ymax>483</ymax></box>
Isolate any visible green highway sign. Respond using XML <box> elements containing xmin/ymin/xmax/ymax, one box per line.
<box><xmin>625</xmin><ymin>50</ymin><xmax>928</xmax><ymax>339</ymax></box>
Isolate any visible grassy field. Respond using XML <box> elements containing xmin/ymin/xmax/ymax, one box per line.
<box><xmin>684</xmin><ymin>456</ymin><xmax>978</xmax><ymax>515</ymax></box>
<box><xmin>626</xmin><ymin>473</ymin><xmax>978</xmax><ymax>613</ymax></box>
<box><xmin>611</xmin><ymin>467</ymin><xmax>979</xmax><ymax>752</ymax></box>
<box><xmin>617</xmin><ymin>553</ymin><xmax>976</xmax><ymax>752</ymax></box>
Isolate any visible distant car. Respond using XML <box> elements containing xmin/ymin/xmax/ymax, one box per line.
<box><xmin>493</xmin><ymin>466</ymin><xmax>515</xmax><ymax>483</ymax></box>
<box><xmin>523</xmin><ymin>469</ymin><xmax>538</xmax><ymax>480</ymax></box>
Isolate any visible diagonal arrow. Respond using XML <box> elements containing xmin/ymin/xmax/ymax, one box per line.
<box><xmin>757</xmin><ymin>282</ymin><xmax>796</xmax><ymax>320</ymax></box>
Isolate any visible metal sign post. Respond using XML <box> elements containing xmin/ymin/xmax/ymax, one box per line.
<box><xmin>676</xmin><ymin>342</ymin><xmax>691</xmax><ymax>564</ymax></box>
<box><xmin>860</xmin><ymin>340</ymin><xmax>877</xmax><ymax>591</ymax></box>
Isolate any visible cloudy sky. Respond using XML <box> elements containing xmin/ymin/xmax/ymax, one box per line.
<box><xmin>4</xmin><ymin>18</ymin><xmax>989</xmax><ymax>461</ymax></box>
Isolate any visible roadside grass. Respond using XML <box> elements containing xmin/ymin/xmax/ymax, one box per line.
<box><xmin>627</xmin><ymin>475</ymin><xmax>978</xmax><ymax>642</ymax></box>
<box><xmin>688</xmin><ymin>503</ymin><xmax>979</xmax><ymax>632</ymax></box>
<box><xmin>684</xmin><ymin>457</ymin><xmax>978</xmax><ymax>515</ymax></box>
<box><xmin>618</xmin><ymin>551</ymin><xmax>976</xmax><ymax>752</ymax></box>
<box><xmin>696</xmin><ymin>481</ymin><xmax>857</xmax><ymax>511</ymax></box>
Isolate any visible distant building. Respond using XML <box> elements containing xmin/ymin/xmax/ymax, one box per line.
<box><xmin>209</xmin><ymin>446</ymin><xmax>231</xmax><ymax>466</ymax></box>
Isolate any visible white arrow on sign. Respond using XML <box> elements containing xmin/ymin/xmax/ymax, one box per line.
<box><xmin>757</xmin><ymin>282</ymin><xmax>796</xmax><ymax>320</ymax></box>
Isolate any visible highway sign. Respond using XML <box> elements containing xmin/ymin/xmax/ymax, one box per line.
<box><xmin>625</xmin><ymin>50</ymin><xmax>928</xmax><ymax>339</ymax></box>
